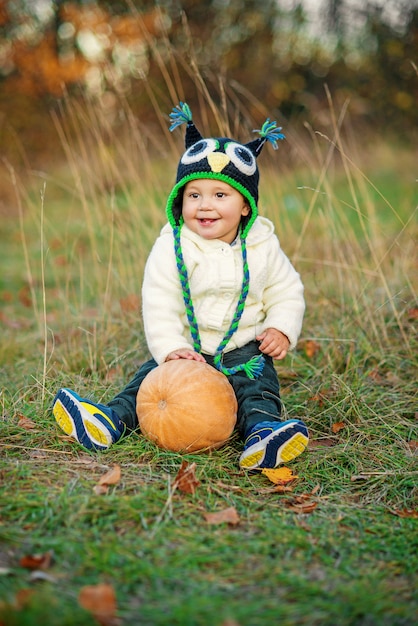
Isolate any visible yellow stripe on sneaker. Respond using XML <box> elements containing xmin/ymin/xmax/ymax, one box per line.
<box><xmin>85</xmin><ymin>421</ymin><xmax>111</xmax><ymax>445</ymax></box>
<box><xmin>80</xmin><ymin>402</ymin><xmax>116</xmax><ymax>431</ymax></box>
<box><xmin>53</xmin><ymin>403</ymin><xmax>74</xmax><ymax>436</ymax></box>
<box><xmin>280</xmin><ymin>433</ymin><xmax>309</xmax><ymax>462</ymax></box>
<box><xmin>240</xmin><ymin>450</ymin><xmax>265</xmax><ymax>468</ymax></box>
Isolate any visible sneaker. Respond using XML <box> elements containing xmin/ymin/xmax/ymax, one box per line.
<box><xmin>239</xmin><ymin>420</ymin><xmax>309</xmax><ymax>470</ymax></box>
<box><xmin>52</xmin><ymin>388</ymin><xmax>124</xmax><ymax>450</ymax></box>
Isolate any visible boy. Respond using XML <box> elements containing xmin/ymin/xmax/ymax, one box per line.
<box><xmin>53</xmin><ymin>102</ymin><xmax>308</xmax><ymax>469</ymax></box>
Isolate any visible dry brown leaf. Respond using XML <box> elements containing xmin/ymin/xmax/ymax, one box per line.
<box><xmin>261</xmin><ymin>466</ymin><xmax>298</xmax><ymax>484</ymax></box>
<box><xmin>173</xmin><ymin>460</ymin><xmax>200</xmax><ymax>494</ymax></box>
<box><xmin>105</xmin><ymin>367</ymin><xmax>121</xmax><ymax>383</ymax></box>
<box><xmin>308</xmin><ymin>438</ymin><xmax>337</xmax><ymax>448</ymax></box>
<box><xmin>16</xmin><ymin>414</ymin><xmax>37</xmax><ymax>430</ymax></box>
<box><xmin>406</xmin><ymin>307</ymin><xmax>418</xmax><ymax>319</ymax></box>
<box><xmin>204</xmin><ymin>506</ymin><xmax>240</xmax><ymax>526</ymax></box>
<box><xmin>78</xmin><ymin>583</ymin><xmax>118</xmax><ymax>626</ymax></box>
<box><xmin>15</xmin><ymin>589</ymin><xmax>35</xmax><ymax>609</ymax></box>
<box><xmin>308</xmin><ymin>389</ymin><xmax>332</xmax><ymax>406</ymax></box>
<box><xmin>93</xmin><ymin>484</ymin><xmax>110</xmax><ymax>495</ymax></box>
<box><xmin>304</xmin><ymin>339</ymin><xmax>321</xmax><ymax>358</ymax></box>
<box><xmin>331</xmin><ymin>421</ymin><xmax>346</xmax><ymax>434</ymax></box>
<box><xmin>368</xmin><ymin>368</ymin><xmax>384</xmax><ymax>383</ymax></box>
<box><xmin>98</xmin><ymin>465</ymin><xmax>121</xmax><ymax>486</ymax></box>
<box><xmin>119</xmin><ymin>294</ymin><xmax>140</xmax><ymax>313</ymax></box>
<box><xmin>285</xmin><ymin>500</ymin><xmax>318</xmax><ymax>514</ymax></box>
<box><xmin>406</xmin><ymin>440</ymin><xmax>418</xmax><ymax>453</ymax></box>
<box><xmin>19</xmin><ymin>550</ymin><xmax>53</xmax><ymax>570</ymax></box>
<box><xmin>18</xmin><ymin>285</ymin><xmax>32</xmax><ymax>308</ymax></box>
<box><xmin>389</xmin><ymin>508</ymin><xmax>418</xmax><ymax>519</ymax></box>
<box><xmin>259</xmin><ymin>484</ymin><xmax>294</xmax><ymax>494</ymax></box>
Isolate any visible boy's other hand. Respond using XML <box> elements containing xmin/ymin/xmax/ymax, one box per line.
<box><xmin>165</xmin><ymin>349</ymin><xmax>206</xmax><ymax>362</ymax></box>
<box><xmin>256</xmin><ymin>328</ymin><xmax>290</xmax><ymax>360</ymax></box>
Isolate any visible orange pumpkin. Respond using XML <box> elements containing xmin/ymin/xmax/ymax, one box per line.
<box><xmin>136</xmin><ymin>359</ymin><xmax>237</xmax><ymax>452</ymax></box>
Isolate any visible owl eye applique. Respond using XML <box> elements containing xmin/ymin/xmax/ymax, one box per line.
<box><xmin>181</xmin><ymin>139</ymin><xmax>219</xmax><ymax>165</ymax></box>
<box><xmin>225</xmin><ymin>142</ymin><xmax>257</xmax><ymax>176</ymax></box>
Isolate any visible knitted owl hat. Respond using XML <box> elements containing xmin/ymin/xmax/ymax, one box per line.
<box><xmin>167</xmin><ymin>102</ymin><xmax>285</xmax><ymax>379</ymax></box>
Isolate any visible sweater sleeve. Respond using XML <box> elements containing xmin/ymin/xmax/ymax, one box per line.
<box><xmin>261</xmin><ymin>236</ymin><xmax>305</xmax><ymax>350</ymax></box>
<box><xmin>142</xmin><ymin>233</ymin><xmax>194</xmax><ymax>363</ymax></box>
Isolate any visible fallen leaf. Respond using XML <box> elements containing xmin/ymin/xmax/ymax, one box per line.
<box><xmin>406</xmin><ymin>307</ymin><xmax>418</xmax><ymax>319</ymax></box>
<box><xmin>119</xmin><ymin>294</ymin><xmax>140</xmax><ymax>313</ymax></box>
<box><xmin>304</xmin><ymin>339</ymin><xmax>321</xmax><ymax>358</ymax></box>
<box><xmin>285</xmin><ymin>500</ymin><xmax>318</xmax><ymax>514</ymax></box>
<box><xmin>331</xmin><ymin>421</ymin><xmax>346</xmax><ymax>434</ymax></box>
<box><xmin>15</xmin><ymin>589</ymin><xmax>35</xmax><ymax>609</ymax></box>
<box><xmin>259</xmin><ymin>484</ymin><xmax>294</xmax><ymax>494</ymax></box>
<box><xmin>173</xmin><ymin>461</ymin><xmax>200</xmax><ymax>494</ymax></box>
<box><xmin>261</xmin><ymin>466</ymin><xmax>298</xmax><ymax>484</ymax></box>
<box><xmin>78</xmin><ymin>583</ymin><xmax>118</xmax><ymax>626</ymax></box>
<box><xmin>98</xmin><ymin>465</ymin><xmax>121</xmax><ymax>486</ymax></box>
<box><xmin>18</xmin><ymin>285</ymin><xmax>32</xmax><ymax>308</ymax></box>
<box><xmin>93</xmin><ymin>484</ymin><xmax>110</xmax><ymax>495</ymax></box>
<box><xmin>308</xmin><ymin>388</ymin><xmax>332</xmax><ymax>406</ymax></box>
<box><xmin>204</xmin><ymin>506</ymin><xmax>240</xmax><ymax>526</ymax></box>
<box><xmin>406</xmin><ymin>440</ymin><xmax>418</xmax><ymax>453</ymax></box>
<box><xmin>19</xmin><ymin>551</ymin><xmax>53</xmax><ymax>570</ymax></box>
<box><xmin>105</xmin><ymin>367</ymin><xmax>121</xmax><ymax>383</ymax></box>
<box><xmin>308</xmin><ymin>438</ymin><xmax>337</xmax><ymax>448</ymax></box>
<box><xmin>389</xmin><ymin>508</ymin><xmax>418</xmax><ymax>519</ymax></box>
<box><xmin>367</xmin><ymin>368</ymin><xmax>384</xmax><ymax>383</ymax></box>
<box><xmin>16</xmin><ymin>414</ymin><xmax>37</xmax><ymax>430</ymax></box>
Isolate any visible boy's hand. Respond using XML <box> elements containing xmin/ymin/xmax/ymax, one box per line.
<box><xmin>165</xmin><ymin>348</ymin><xmax>206</xmax><ymax>362</ymax></box>
<box><xmin>256</xmin><ymin>328</ymin><xmax>290</xmax><ymax>360</ymax></box>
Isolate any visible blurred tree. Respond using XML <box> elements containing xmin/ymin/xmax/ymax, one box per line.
<box><xmin>0</xmin><ymin>0</ymin><xmax>416</xmax><ymax>169</ymax></box>
<box><xmin>0</xmin><ymin>0</ymin><xmax>168</xmax><ymax>96</ymax></box>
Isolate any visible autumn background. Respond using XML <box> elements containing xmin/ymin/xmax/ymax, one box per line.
<box><xmin>0</xmin><ymin>1</ymin><xmax>417</xmax><ymax>625</ymax></box>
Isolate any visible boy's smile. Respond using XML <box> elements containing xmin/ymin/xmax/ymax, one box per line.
<box><xmin>182</xmin><ymin>179</ymin><xmax>250</xmax><ymax>244</ymax></box>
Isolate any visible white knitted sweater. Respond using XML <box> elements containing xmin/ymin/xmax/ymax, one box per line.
<box><xmin>142</xmin><ymin>216</ymin><xmax>305</xmax><ymax>364</ymax></box>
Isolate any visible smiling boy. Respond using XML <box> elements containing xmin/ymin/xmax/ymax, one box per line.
<box><xmin>52</xmin><ymin>102</ymin><xmax>309</xmax><ymax>469</ymax></box>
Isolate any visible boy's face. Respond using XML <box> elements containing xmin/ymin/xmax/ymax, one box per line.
<box><xmin>182</xmin><ymin>179</ymin><xmax>250</xmax><ymax>244</ymax></box>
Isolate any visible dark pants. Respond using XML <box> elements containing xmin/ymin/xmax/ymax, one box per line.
<box><xmin>109</xmin><ymin>341</ymin><xmax>282</xmax><ymax>440</ymax></box>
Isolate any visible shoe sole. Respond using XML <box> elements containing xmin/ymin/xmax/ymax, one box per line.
<box><xmin>239</xmin><ymin>421</ymin><xmax>309</xmax><ymax>469</ymax></box>
<box><xmin>53</xmin><ymin>389</ymin><xmax>112</xmax><ymax>450</ymax></box>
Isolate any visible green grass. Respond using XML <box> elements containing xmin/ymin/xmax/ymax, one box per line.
<box><xmin>0</xmin><ymin>88</ymin><xmax>417</xmax><ymax>625</ymax></box>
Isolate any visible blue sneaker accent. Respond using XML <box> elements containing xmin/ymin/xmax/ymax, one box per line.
<box><xmin>52</xmin><ymin>388</ymin><xmax>124</xmax><ymax>450</ymax></box>
<box><xmin>239</xmin><ymin>419</ymin><xmax>309</xmax><ymax>469</ymax></box>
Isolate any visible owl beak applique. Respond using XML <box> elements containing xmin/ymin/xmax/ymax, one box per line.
<box><xmin>207</xmin><ymin>152</ymin><xmax>230</xmax><ymax>173</ymax></box>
